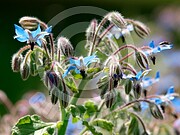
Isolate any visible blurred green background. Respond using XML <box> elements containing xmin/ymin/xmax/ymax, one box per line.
<box><xmin>0</xmin><ymin>0</ymin><xmax>180</xmax><ymax>115</ymax></box>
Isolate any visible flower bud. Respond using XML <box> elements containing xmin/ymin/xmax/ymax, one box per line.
<box><xmin>86</xmin><ymin>19</ymin><xmax>98</xmax><ymax>43</ymax></box>
<box><xmin>149</xmin><ymin>102</ymin><xmax>164</xmax><ymax>120</ymax></box>
<box><xmin>11</xmin><ymin>54</ymin><xmax>23</xmax><ymax>72</ymax></box>
<box><xmin>44</xmin><ymin>70</ymin><xmax>60</xmax><ymax>90</ymax></box>
<box><xmin>106</xmin><ymin>12</ymin><xmax>126</xmax><ymax>28</ymax></box>
<box><xmin>20</xmin><ymin>62</ymin><xmax>30</xmax><ymax>80</ymax></box>
<box><xmin>133</xmin><ymin>20</ymin><xmax>150</xmax><ymax>38</ymax></box>
<box><xmin>135</xmin><ymin>51</ymin><xmax>149</xmax><ymax>70</ymax></box>
<box><xmin>30</xmin><ymin>61</ymin><xmax>38</xmax><ymax>76</ymax></box>
<box><xmin>57</xmin><ymin>37</ymin><xmax>74</xmax><ymax>57</ymax></box>
<box><xmin>51</xmin><ymin>89</ymin><xmax>59</xmax><ymax>105</ymax></box>
<box><xmin>104</xmin><ymin>91</ymin><xmax>115</xmax><ymax>108</ymax></box>
<box><xmin>19</xmin><ymin>16</ymin><xmax>39</xmax><ymax>30</ymax></box>
<box><xmin>110</xmin><ymin>63</ymin><xmax>123</xmax><ymax>87</ymax></box>
<box><xmin>59</xmin><ymin>90</ymin><xmax>69</xmax><ymax>108</ymax></box>
<box><xmin>133</xmin><ymin>82</ymin><xmax>142</xmax><ymax>99</ymax></box>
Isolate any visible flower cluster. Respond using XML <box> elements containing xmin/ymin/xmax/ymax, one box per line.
<box><xmin>11</xmin><ymin>13</ymin><xmax>179</xmax><ymax>135</ymax></box>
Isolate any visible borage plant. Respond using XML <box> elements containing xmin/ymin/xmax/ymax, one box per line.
<box><xmin>11</xmin><ymin>12</ymin><xmax>179</xmax><ymax>135</ymax></box>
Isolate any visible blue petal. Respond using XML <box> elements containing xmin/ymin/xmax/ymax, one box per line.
<box><xmin>152</xmin><ymin>47</ymin><xmax>161</xmax><ymax>53</ymax></box>
<box><xmin>75</xmin><ymin>68</ymin><xmax>80</xmax><ymax>74</ymax></box>
<box><xmin>14</xmin><ymin>35</ymin><xmax>28</xmax><ymax>42</ymax></box>
<box><xmin>158</xmin><ymin>44</ymin><xmax>173</xmax><ymax>51</ymax></box>
<box><xmin>31</xmin><ymin>24</ymin><xmax>41</xmax><ymax>38</ymax></box>
<box><xmin>83</xmin><ymin>54</ymin><xmax>97</xmax><ymax>66</ymax></box>
<box><xmin>14</xmin><ymin>24</ymin><xmax>29</xmax><ymax>39</ymax></box>
<box><xmin>135</xmin><ymin>70</ymin><xmax>143</xmax><ymax>80</ymax></box>
<box><xmin>45</xmin><ymin>26</ymin><xmax>52</xmax><ymax>33</ymax></box>
<box><xmin>62</xmin><ymin>66</ymin><xmax>77</xmax><ymax>78</ymax></box>
<box><xmin>167</xmin><ymin>86</ymin><xmax>174</xmax><ymax>94</ymax></box>
<box><xmin>149</xmin><ymin>41</ymin><xmax>155</xmax><ymax>48</ymax></box>
<box><xmin>155</xmin><ymin>71</ymin><xmax>160</xmax><ymax>80</ymax></box>
<box><xmin>36</xmin><ymin>40</ymin><xmax>42</xmax><ymax>46</ymax></box>
<box><xmin>69</xmin><ymin>58</ymin><xmax>80</xmax><ymax>66</ymax></box>
<box><xmin>155</xmin><ymin>98</ymin><xmax>163</xmax><ymax>104</ymax></box>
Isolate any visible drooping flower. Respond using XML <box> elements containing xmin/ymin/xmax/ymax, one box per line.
<box><xmin>14</xmin><ymin>24</ymin><xmax>52</xmax><ymax>50</ymax></box>
<box><xmin>144</xmin><ymin>41</ymin><xmax>173</xmax><ymax>56</ymax></box>
<box><xmin>154</xmin><ymin>86</ymin><xmax>178</xmax><ymax>105</ymax></box>
<box><xmin>143</xmin><ymin>41</ymin><xmax>173</xmax><ymax>65</ymax></box>
<box><xmin>123</xmin><ymin>69</ymin><xmax>150</xmax><ymax>82</ymax></box>
<box><xmin>142</xmin><ymin>71</ymin><xmax>160</xmax><ymax>88</ymax></box>
<box><xmin>62</xmin><ymin>54</ymin><xmax>99</xmax><ymax>78</ymax></box>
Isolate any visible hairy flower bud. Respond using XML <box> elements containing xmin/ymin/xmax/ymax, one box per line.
<box><xmin>135</xmin><ymin>51</ymin><xmax>149</xmax><ymax>70</ymax></box>
<box><xmin>20</xmin><ymin>62</ymin><xmax>30</xmax><ymax>80</ymax></box>
<box><xmin>86</xmin><ymin>19</ymin><xmax>98</xmax><ymax>43</ymax></box>
<box><xmin>59</xmin><ymin>90</ymin><xmax>69</xmax><ymax>108</ymax></box>
<box><xmin>106</xmin><ymin>12</ymin><xmax>127</xmax><ymax>28</ymax></box>
<box><xmin>44</xmin><ymin>70</ymin><xmax>60</xmax><ymax>90</ymax></box>
<box><xmin>19</xmin><ymin>16</ymin><xmax>39</xmax><ymax>30</ymax></box>
<box><xmin>12</xmin><ymin>54</ymin><xmax>23</xmax><ymax>72</ymax></box>
<box><xmin>30</xmin><ymin>61</ymin><xmax>37</xmax><ymax>76</ymax></box>
<box><xmin>104</xmin><ymin>91</ymin><xmax>115</xmax><ymax>108</ymax></box>
<box><xmin>57</xmin><ymin>37</ymin><xmax>74</xmax><ymax>57</ymax></box>
<box><xmin>133</xmin><ymin>82</ymin><xmax>142</xmax><ymax>99</ymax></box>
<box><xmin>51</xmin><ymin>89</ymin><xmax>59</xmax><ymax>105</ymax></box>
<box><xmin>133</xmin><ymin>20</ymin><xmax>150</xmax><ymax>38</ymax></box>
<box><xmin>110</xmin><ymin>63</ymin><xmax>123</xmax><ymax>86</ymax></box>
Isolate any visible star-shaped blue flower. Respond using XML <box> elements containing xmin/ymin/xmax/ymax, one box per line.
<box><xmin>142</xmin><ymin>71</ymin><xmax>160</xmax><ymax>88</ymax></box>
<box><xmin>123</xmin><ymin>69</ymin><xmax>150</xmax><ymax>82</ymax></box>
<box><xmin>62</xmin><ymin>54</ymin><xmax>99</xmax><ymax>77</ymax></box>
<box><xmin>154</xmin><ymin>86</ymin><xmax>177</xmax><ymax>105</ymax></box>
<box><xmin>14</xmin><ymin>24</ymin><xmax>52</xmax><ymax>49</ymax></box>
<box><xmin>144</xmin><ymin>41</ymin><xmax>173</xmax><ymax>56</ymax></box>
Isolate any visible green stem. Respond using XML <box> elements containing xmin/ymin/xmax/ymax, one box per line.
<box><xmin>129</xmin><ymin>112</ymin><xmax>148</xmax><ymax>134</ymax></box>
<box><xmin>58</xmin><ymin>79</ymin><xmax>88</xmax><ymax>135</ymax></box>
<box><xmin>103</xmin><ymin>99</ymin><xmax>152</xmax><ymax>119</ymax></box>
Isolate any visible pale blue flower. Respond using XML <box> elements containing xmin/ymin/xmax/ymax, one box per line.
<box><xmin>14</xmin><ymin>24</ymin><xmax>52</xmax><ymax>47</ymax></box>
<box><xmin>144</xmin><ymin>41</ymin><xmax>173</xmax><ymax>56</ymax></box>
<box><xmin>123</xmin><ymin>70</ymin><xmax>150</xmax><ymax>81</ymax></box>
<box><xmin>154</xmin><ymin>86</ymin><xmax>176</xmax><ymax>105</ymax></box>
<box><xmin>142</xmin><ymin>71</ymin><xmax>160</xmax><ymax>88</ymax></box>
<box><xmin>63</xmin><ymin>54</ymin><xmax>99</xmax><ymax>77</ymax></box>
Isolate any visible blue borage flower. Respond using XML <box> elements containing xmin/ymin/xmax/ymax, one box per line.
<box><xmin>108</xmin><ymin>24</ymin><xmax>134</xmax><ymax>39</ymax></box>
<box><xmin>123</xmin><ymin>69</ymin><xmax>151</xmax><ymax>82</ymax></box>
<box><xmin>154</xmin><ymin>86</ymin><xmax>177</xmax><ymax>105</ymax></box>
<box><xmin>142</xmin><ymin>71</ymin><xmax>160</xmax><ymax>88</ymax></box>
<box><xmin>144</xmin><ymin>41</ymin><xmax>173</xmax><ymax>56</ymax></box>
<box><xmin>141</xmin><ymin>86</ymin><xmax>178</xmax><ymax>111</ymax></box>
<box><xmin>14</xmin><ymin>24</ymin><xmax>52</xmax><ymax>50</ymax></box>
<box><xmin>62</xmin><ymin>54</ymin><xmax>99</xmax><ymax>77</ymax></box>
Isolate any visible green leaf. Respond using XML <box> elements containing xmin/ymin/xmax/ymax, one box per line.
<box><xmin>87</xmin><ymin>67</ymin><xmax>100</xmax><ymax>74</ymax></box>
<box><xmin>125</xmin><ymin>79</ymin><xmax>132</xmax><ymax>94</ymax></box>
<box><xmin>12</xmin><ymin>115</ymin><xmax>54</xmax><ymax>135</ymax></box>
<box><xmin>65</xmin><ymin>78</ymin><xmax>78</xmax><ymax>93</ymax></box>
<box><xmin>72</xmin><ymin>73</ymin><xmax>83</xmax><ymax>79</ymax></box>
<box><xmin>82</xmin><ymin>121</ymin><xmax>102</xmax><ymax>135</ymax></box>
<box><xmin>91</xmin><ymin>119</ymin><xmax>114</xmax><ymax>132</ymax></box>
<box><xmin>128</xmin><ymin>117</ymin><xmax>140</xmax><ymax>135</ymax></box>
<box><xmin>84</xmin><ymin>100</ymin><xmax>98</xmax><ymax>114</ymax></box>
<box><xmin>72</xmin><ymin>116</ymin><xmax>80</xmax><ymax>123</ymax></box>
<box><xmin>119</xmin><ymin>124</ymin><xmax>127</xmax><ymax>134</ymax></box>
